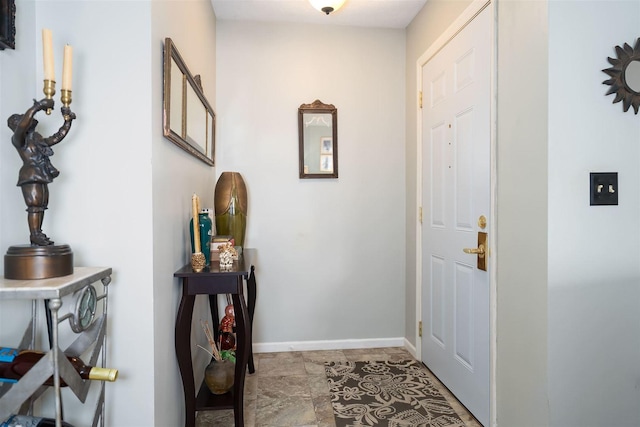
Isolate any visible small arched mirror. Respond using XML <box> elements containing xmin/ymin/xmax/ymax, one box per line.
<box><xmin>603</xmin><ymin>38</ymin><xmax>640</xmax><ymax>114</ymax></box>
<box><xmin>298</xmin><ymin>100</ymin><xmax>338</xmax><ymax>179</ymax></box>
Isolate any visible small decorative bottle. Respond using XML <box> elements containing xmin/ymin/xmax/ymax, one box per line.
<box><xmin>219</xmin><ymin>304</ymin><xmax>236</xmax><ymax>351</ymax></box>
<box><xmin>190</xmin><ymin>210</ymin><xmax>213</xmax><ymax>266</ymax></box>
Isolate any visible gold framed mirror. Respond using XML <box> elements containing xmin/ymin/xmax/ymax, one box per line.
<box><xmin>298</xmin><ymin>100</ymin><xmax>338</xmax><ymax>179</ymax></box>
<box><xmin>163</xmin><ymin>38</ymin><xmax>216</xmax><ymax>166</ymax></box>
<box><xmin>603</xmin><ymin>38</ymin><xmax>640</xmax><ymax>114</ymax></box>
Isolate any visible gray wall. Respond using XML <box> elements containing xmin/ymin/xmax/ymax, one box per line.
<box><xmin>495</xmin><ymin>1</ymin><xmax>640</xmax><ymax>425</ymax></box>
<box><xmin>495</xmin><ymin>0</ymin><xmax>550</xmax><ymax>424</ymax></box>
<box><xmin>547</xmin><ymin>1</ymin><xmax>640</xmax><ymax>426</ymax></box>
<box><xmin>215</xmin><ymin>21</ymin><xmax>407</xmax><ymax>349</ymax></box>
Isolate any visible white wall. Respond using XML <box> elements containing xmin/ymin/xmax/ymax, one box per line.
<box><xmin>0</xmin><ymin>1</ymin><xmax>217</xmax><ymax>426</ymax></box>
<box><xmin>0</xmin><ymin>0</ymin><xmax>37</xmax><ymax>357</ymax></box>
<box><xmin>215</xmin><ymin>21</ymin><xmax>407</xmax><ymax>349</ymax></box>
<box><xmin>1</xmin><ymin>2</ymin><xmax>155</xmax><ymax>425</ymax></box>
<box><xmin>548</xmin><ymin>1</ymin><xmax>640</xmax><ymax>426</ymax></box>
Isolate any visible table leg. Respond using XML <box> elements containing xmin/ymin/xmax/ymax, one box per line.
<box><xmin>247</xmin><ymin>267</ymin><xmax>257</xmax><ymax>374</ymax></box>
<box><xmin>232</xmin><ymin>281</ymin><xmax>250</xmax><ymax>427</ymax></box>
<box><xmin>209</xmin><ymin>295</ymin><xmax>220</xmax><ymax>344</ymax></box>
<box><xmin>175</xmin><ymin>292</ymin><xmax>196</xmax><ymax>427</ymax></box>
<box><xmin>48</xmin><ymin>298</ymin><xmax>63</xmax><ymax>427</ymax></box>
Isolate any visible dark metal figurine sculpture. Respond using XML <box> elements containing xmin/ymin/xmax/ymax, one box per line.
<box><xmin>7</xmin><ymin>98</ymin><xmax>76</xmax><ymax>246</ymax></box>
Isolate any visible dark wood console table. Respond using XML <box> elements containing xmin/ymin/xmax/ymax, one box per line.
<box><xmin>174</xmin><ymin>249</ymin><xmax>256</xmax><ymax>427</ymax></box>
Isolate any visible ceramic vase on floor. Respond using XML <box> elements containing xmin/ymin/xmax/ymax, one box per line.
<box><xmin>214</xmin><ymin>172</ymin><xmax>248</xmax><ymax>248</ymax></box>
<box><xmin>204</xmin><ymin>359</ymin><xmax>234</xmax><ymax>395</ymax></box>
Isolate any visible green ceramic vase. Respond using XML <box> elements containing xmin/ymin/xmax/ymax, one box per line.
<box><xmin>214</xmin><ymin>172</ymin><xmax>248</xmax><ymax>247</ymax></box>
<box><xmin>190</xmin><ymin>211</ymin><xmax>213</xmax><ymax>265</ymax></box>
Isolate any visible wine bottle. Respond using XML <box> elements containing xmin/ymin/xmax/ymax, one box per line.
<box><xmin>1</xmin><ymin>415</ymin><xmax>75</xmax><ymax>427</ymax></box>
<box><xmin>0</xmin><ymin>347</ymin><xmax>117</xmax><ymax>386</ymax></box>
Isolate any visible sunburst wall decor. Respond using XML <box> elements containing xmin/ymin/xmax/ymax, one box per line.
<box><xmin>602</xmin><ymin>38</ymin><xmax>640</xmax><ymax>114</ymax></box>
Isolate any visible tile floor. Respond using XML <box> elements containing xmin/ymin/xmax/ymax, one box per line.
<box><xmin>195</xmin><ymin>347</ymin><xmax>482</xmax><ymax>427</ymax></box>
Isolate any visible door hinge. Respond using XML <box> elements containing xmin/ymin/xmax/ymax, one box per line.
<box><xmin>419</xmin><ymin>321</ymin><xmax>423</xmax><ymax>337</ymax></box>
<box><xmin>419</xmin><ymin>91</ymin><xmax>423</xmax><ymax>109</ymax></box>
<box><xmin>418</xmin><ymin>207</ymin><xmax>423</xmax><ymax>224</ymax></box>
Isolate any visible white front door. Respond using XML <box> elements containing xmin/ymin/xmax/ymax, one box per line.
<box><xmin>420</xmin><ymin>4</ymin><xmax>491</xmax><ymax>426</ymax></box>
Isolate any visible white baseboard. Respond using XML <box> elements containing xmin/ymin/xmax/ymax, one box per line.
<box><xmin>253</xmin><ymin>337</ymin><xmax>407</xmax><ymax>354</ymax></box>
<box><xmin>403</xmin><ymin>337</ymin><xmax>417</xmax><ymax>359</ymax></box>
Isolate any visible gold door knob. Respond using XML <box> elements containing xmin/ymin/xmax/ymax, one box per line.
<box><xmin>464</xmin><ymin>232</ymin><xmax>488</xmax><ymax>271</ymax></box>
<box><xmin>463</xmin><ymin>244</ymin><xmax>485</xmax><ymax>258</ymax></box>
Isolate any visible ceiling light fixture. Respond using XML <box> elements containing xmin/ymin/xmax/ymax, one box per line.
<box><xmin>309</xmin><ymin>0</ymin><xmax>346</xmax><ymax>15</ymax></box>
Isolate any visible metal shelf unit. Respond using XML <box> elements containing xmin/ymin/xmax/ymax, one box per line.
<box><xmin>0</xmin><ymin>267</ymin><xmax>112</xmax><ymax>427</ymax></box>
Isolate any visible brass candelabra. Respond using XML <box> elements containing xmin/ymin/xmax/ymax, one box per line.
<box><xmin>43</xmin><ymin>80</ymin><xmax>73</xmax><ymax>115</ymax></box>
<box><xmin>43</xmin><ymin>79</ymin><xmax>55</xmax><ymax>115</ymax></box>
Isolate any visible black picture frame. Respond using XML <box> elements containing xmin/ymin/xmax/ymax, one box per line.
<box><xmin>0</xmin><ymin>0</ymin><xmax>15</xmax><ymax>50</ymax></box>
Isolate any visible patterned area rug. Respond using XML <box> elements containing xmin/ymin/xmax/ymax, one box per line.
<box><xmin>325</xmin><ymin>360</ymin><xmax>466</xmax><ymax>427</ymax></box>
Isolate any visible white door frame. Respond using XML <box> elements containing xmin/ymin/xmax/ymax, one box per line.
<box><xmin>414</xmin><ymin>0</ymin><xmax>497</xmax><ymax>425</ymax></box>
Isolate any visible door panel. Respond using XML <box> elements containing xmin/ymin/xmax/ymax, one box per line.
<box><xmin>430</xmin><ymin>254</ymin><xmax>447</xmax><ymax>347</ymax></box>
<box><xmin>454</xmin><ymin>262</ymin><xmax>474</xmax><ymax>369</ymax></box>
<box><xmin>430</xmin><ymin>123</ymin><xmax>447</xmax><ymax>227</ymax></box>
<box><xmin>421</xmin><ymin>5</ymin><xmax>491</xmax><ymax>426</ymax></box>
<box><xmin>455</xmin><ymin>108</ymin><xmax>475</xmax><ymax>229</ymax></box>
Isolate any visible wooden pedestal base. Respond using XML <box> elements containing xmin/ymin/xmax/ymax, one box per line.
<box><xmin>4</xmin><ymin>244</ymin><xmax>73</xmax><ymax>279</ymax></box>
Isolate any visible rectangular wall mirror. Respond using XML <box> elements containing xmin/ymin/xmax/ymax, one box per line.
<box><xmin>298</xmin><ymin>100</ymin><xmax>338</xmax><ymax>178</ymax></box>
<box><xmin>163</xmin><ymin>37</ymin><xmax>215</xmax><ymax>166</ymax></box>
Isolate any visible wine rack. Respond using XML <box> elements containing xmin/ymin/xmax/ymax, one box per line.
<box><xmin>0</xmin><ymin>267</ymin><xmax>112</xmax><ymax>427</ymax></box>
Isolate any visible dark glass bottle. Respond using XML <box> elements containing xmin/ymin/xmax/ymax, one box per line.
<box><xmin>1</xmin><ymin>415</ymin><xmax>75</xmax><ymax>427</ymax></box>
<box><xmin>0</xmin><ymin>347</ymin><xmax>117</xmax><ymax>386</ymax></box>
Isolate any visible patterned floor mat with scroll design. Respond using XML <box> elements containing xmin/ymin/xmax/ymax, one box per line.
<box><xmin>325</xmin><ymin>360</ymin><xmax>466</xmax><ymax>427</ymax></box>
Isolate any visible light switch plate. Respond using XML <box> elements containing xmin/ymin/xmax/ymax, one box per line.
<box><xmin>590</xmin><ymin>172</ymin><xmax>618</xmax><ymax>206</ymax></box>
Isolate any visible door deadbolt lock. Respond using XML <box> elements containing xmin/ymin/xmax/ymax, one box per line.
<box><xmin>463</xmin><ymin>231</ymin><xmax>488</xmax><ymax>271</ymax></box>
<box><xmin>478</xmin><ymin>215</ymin><xmax>487</xmax><ymax>229</ymax></box>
